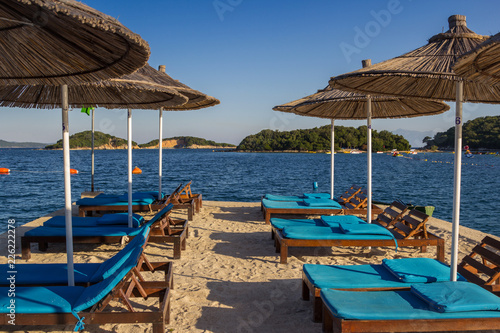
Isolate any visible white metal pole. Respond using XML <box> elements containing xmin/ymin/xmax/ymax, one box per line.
<box><xmin>450</xmin><ymin>81</ymin><xmax>463</xmax><ymax>281</ymax></box>
<box><xmin>330</xmin><ymin>119</ymin><xmax>335</xmax><ymax>200</ymax></box>
<box><xmin>158</xmin><ymin>109</ymin><xmax>163</xmax><ymax>200</ymax></box>
<box><xmin>127</xmin><ymin>108</ymin><xmax>133</xmax><ymax>228</ymax></box>
<box><xmin>366</xmin><ymin>96</ymin><xmax>372</xmax><ymax>223</ymax></box>
<box><xmin>61</xmin><ymin>85</ymin><xmax>74</xmax><ymax>286</ymax></box>
<box><xmin>91</xmin><ymin>108</ymin><xmax>95</xmax><ymax>192</ymax></box>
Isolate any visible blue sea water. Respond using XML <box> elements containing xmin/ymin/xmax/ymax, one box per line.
<box><xmin>0</xmin><ymin>149</ymin><xmax>498</xmax><ymax>235</ymax></box>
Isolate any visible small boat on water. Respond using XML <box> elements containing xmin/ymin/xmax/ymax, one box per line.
<box><xmin>350</xmin><ymin>150</ymin><xmax>362</xmax><ymax>154</ymax></box>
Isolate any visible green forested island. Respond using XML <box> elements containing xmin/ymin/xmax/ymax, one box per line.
<box><xmin>423</xmin><ymin>116</ymin><xmax>500</xmax><ymax>150</ymax></box>
<box><xmin>139</xmin><ymin>136</ymin><xmax>236</xmax><ymax>148</ymax></box>
<box><xmin>45</xmin><ymin>131</ymin><xmax>137</xmax><ymax>149</ymax></box>
<box><xmin>236</xmin><ymin>125</ymin><xmax>410</xmax><ymax>152</ymax></box>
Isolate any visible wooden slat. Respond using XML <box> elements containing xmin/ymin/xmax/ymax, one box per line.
<box><xmin>393</xmin><ymin>222</ymin><xmax>413</xmax><ymax>238</ymax></box>
<box><xmin>461</xmin><ymin>255</ymin><xmax>498</xmax><ymax>277</ymax></box>
<box><xmin>483</xmin><ymin>236</ymin><xmax>500</xmax><ymax>251</ymax></box>
<box><xmin>473</xmin><ymin>245</ymin><xmax>500</xmax><ymax>267</ymax></box>
<box><xmin>457</xmin><ymin>266</ymin><xmax>487</xmax><ymax>285</ymax></box>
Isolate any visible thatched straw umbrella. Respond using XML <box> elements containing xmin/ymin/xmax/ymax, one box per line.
<box><xmin>329</xmin><ymin>15</ymin><xmax>500</xmax><ymax>280</ymax></box>
<box><xmin>0</xmin><ymin>0</ymin><xmax>151</xmax><ymax>287</ymax></box>
<box><xmin>274</xmin><ymin>59</ymin><xmax>449</xmax><ymax>220</ymax></box>
<box><xmin>454</xmin><ymin>32</ymin><xmax>500</xmax><ymax>86</ymax></box>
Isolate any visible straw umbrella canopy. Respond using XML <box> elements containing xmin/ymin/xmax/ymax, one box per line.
<box><xmin>454</xmin><ymin>32</ymin><xmax>500</xmax><ymax>86</ymax></box>
<box><xmin>329</xmin><ymin>15</ymin><xmax>500</xmax><ymax>281</ymax></box>
<box><xmin>0</xmin><ymin>0</ymin><xmax>150</xmax><ymax>85</ymax></box>
<box><xmin>0</xmin><ymin>0</ymin><xmax>151</xmax><ymax>287</ymax></box>
<box><xmin>274</xmin><ymin>59</ymin><xmax>449</xmax><ymax>220</ymax></box>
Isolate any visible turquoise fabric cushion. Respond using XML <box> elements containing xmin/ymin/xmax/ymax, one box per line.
<box><xmin>302</xmin><ymin>193</ymin><xmax>332</xmax><ymax>199</ymax></box>
<box><xmin>321</xmin><ymin>289</ymin><xmax>500</xmax><ymax>320</ymax></box>
<box><xmin>117</xmin><ymin>192</ymin><xmax>155</xmax><ymax>202</ymax></box>
<box><xmin>43</xmin><ymin>216</ymin><xmax>100</xmax><ymax>228</ymax></box>
<box><xmin>142</xmin><ymin>204</ymin><xmax>173</xmax><ymax>229</ymax></box>
<box><xmin>303</xmin><ymin>199</ymin><xmax>342</xmax><ymax>208</ymax></box>
<box><xmin>0</xmin><ymin>263</ymin><xmax>100</xmax><ymax>285</ymax></box>
<box><xmin>0</xmin><ymin>286</ymin><xmax>84</xmax><ymax>314</ymax></box>
<box><xmin>320</xmin><ymin>215</ymin><xmax>366</xmax><ymax>227</ymax></box>
<box><xmin>97</xmin><ymin>213</ymin><xmax>144</xmax><ymax>228</ymax></box>
<box><xmin>282</xmin><ymin>226</ymin><xmax>394</xmax><ymax>240</ymax></box>
<box><xmin>303</xmin><ymin>263</ymin><xmax>412</xmax><ymax>289</ymax></box>
<box><xmin>76</xmin><ymin>197</ymin><xmax>121</xmax><ymax>206</ymax></box>
<box><xmin>270</xmin><ymin>218</ymin><xmax>324</xmax><ymax>229</ymax></box>
<box><xmin>264</xmin><ymin>194</ymin><xmax>304</xmax><ymax>201</ymax></box>
<box><xmin>382</xmin><ymin>258</ymin><xmax>466</xmax><ymax>283</ymax></box>
<box><xmin>25</xmin><ymin>226</ymin><xmax>131</xmax><ymax>237</ymax></box>
<box><xmin>411</xmin><ymin>281</ymin><xmax>500</xmax><ymax>313</ymax></box>
<box><xmin>339</xmin><ymin>223</ymin><xmax>393</xmax><ymax>237</ymax></box>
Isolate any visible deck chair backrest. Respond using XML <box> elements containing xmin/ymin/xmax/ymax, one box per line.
<box><xmin>180</xmin><ymin>180</ymin><xmax>193</xmax><ymax>197</ymax></box>
<box><xmin>392</xmin><ymin>209</ymin><xmax>429</xmax><ymax>239</ymax></box>
<box><xmin>166</xmin><ymin>183</ymin><xmax>186</xmax><ymax>204</ymax></box>
<box><xmin>374</xmin><ymin>201</ymin><xmax>408</xmax><ymax>227</ymax></box>
<box><xmin>458</xmin><ymin>236</ymin><xmax>500</xmax><ymax>293</ymax></box>
<box><xmin>343</xmin><ymin>191</ymin><xmax>367</xmax><ymax>210</ymax></box>
<box><xmin>337</xmin><ymin>185</ymin><xmax>362</xmax><ymax>204</ymax></box>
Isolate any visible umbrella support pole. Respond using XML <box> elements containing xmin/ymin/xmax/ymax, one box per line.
<box><xmin>451</xmin><ymin>81</ymin><xmax>463</xmax><ymax>281</ymax></box>
<box><xmin>128</xmin><ymin>109</ymin><xmax>133</xmax><ymax>228</ymax></box>
<box><xmin>61</xmin><ymin>84</ymin><xmax>74</xmax><ymax>286</ymax></box>
<box><xmin>159</xmin><ymin>109</ymin><xmax>163</xmax><ymax>200</ymax></box>
<box><xmin>330</xmin><ymin>119</ymin><xmax>334</xmax><ymax>200</ymax></box>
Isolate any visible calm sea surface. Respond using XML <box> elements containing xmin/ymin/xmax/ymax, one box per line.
<box><xmin>0</xmin><ymin>149</ymin><xmax>498</xmax><ymax>235</ymax></box>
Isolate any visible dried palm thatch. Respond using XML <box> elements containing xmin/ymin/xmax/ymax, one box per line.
<box><xmin>453</xmin><ymin>32</ymin><xmax>500</xmax><ymax>86</ymax></box>
<box><xmin>0</xmin><ymin>64</ymin><xmax>190</xmax><ymax>109</ymax></box>
<box><xmin>273</xmin><ymin>85</ymin><xmax>450</xmax><ymax>120</ymax></box>
<box><xmin>330</xmin><ymin>15</ymin><xmax>500</xmax><ymax>103</ymax></box>
<box><xmin>0</xmin><ymin>0</ymin><xmax>150</xmax><ymax>85</ymax></box>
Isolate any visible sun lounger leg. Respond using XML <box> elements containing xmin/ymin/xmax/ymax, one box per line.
<box><xmin>301</xmin><ymin>280</ymin><xmax>309</xmax><ymax>300</ymax></box>
<box><xmin>437</xmin><ymin>239</ymin><xmax>445</xmax><ymax>262</ymax></box>
<box><xmin>265</xmin><ymin>211</ymin><xmax>271</xmax><ymax>225</ymax></box>
<box><xmin>314</xmin><ymin>296</ymin><xmax>323</xmax><ymax>322</ymax></box>
<box><xmin>181</xmin><ymin>237</ymin><xmax>186</xmax><ymax>251</ymax></box>
<box><xmin>173</xmin><ymin>241</ymin><xmax>181</xmax><ymax>260</ymax></box>
<box><xmin>271</xmin><ymin>230</ymin><xmax>274</xmax><ymax>240</ymax></box>
<box><xmin>21</xmin><ymin>238</ymin><xmax>31</xmax><ymax>260</ymax></box>
<box><xmin>322</xmin><ymin>304</ymin><xmax>334</xmax><ymax>333</ymax></box>
<box><xmin>188</xmin><ymin>207</ymin><xmax>193</xmax><ymax>221</ymax></box>
<box><xmin>279</xmin><ymin>243</ymin><xmax>288</xmax><ymax>264</ymax></box>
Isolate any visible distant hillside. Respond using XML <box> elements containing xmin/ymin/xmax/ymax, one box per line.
<box><xmin>140</xmin><ymin>136</ymin><xmax>236</xmax><ymax>149</ymax></box>
<box><xmin>423</xmin><ymin>116</ymin><xmax>500</xmax><ymax>150</ymax></box>
<box><xmin>45</xmin><ymin>131</ymin><xmax>138</xmax><ymax>149</ymax></box>
<box><xmin>237</xmin><ymin>125</ymin><xmax>410</xmax><ymax>152</ymax></box>
<box><xmin>0</xmin><ymin>139</ymin><xmax>48</xmax><ymax>148</ymax></box>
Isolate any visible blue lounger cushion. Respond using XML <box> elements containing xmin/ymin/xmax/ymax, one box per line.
<box><xmin>411</xmin><ymin>281</ymin><xmax>500</xmax><ymax>313</ymax></box>
<box><xmin>42</xmin><ymin>214</ymin><xmax>144</xmax><ymax>228</ymax></box>
<box><xmin>270</xmin><ymin>218</ymin><xmax>325</xmax><ymax>229</ymax></box>
<box><xmin>339</xmin><ymin>223</ymin><xmax>393</xmax><ymax>236</ymax></box>
<box><xmin>26</xmin><ymin>226</ymin><xmax>134</xmax><ymax>237</ymax></box>
<box><xmin>262</xmin><ymin>199</ymin><xmax>342</xmax><ymax>209</ymax></box>
<box><xmin>320</xmin><ymin>215</ymin><xmax>366</xmax><ymax>226</ymax></box>
<box><xmin>303</xmin><ymin>263</ymin><xmax>415</xmax><ymax>289</ymax></box>
<box><xmin>282</xmin><ymin>226</ymin><xmax>395</xmax><ymax>240</ymax></box>
<box><xmin>382</xmin><ymin>258</ymin><xmax>466</xmax><ymax>283</ymax></box>
<box><xmin>321</xmin><ymin>287</ymin><xmax>500</xmax><ymax>320</ymax></box>
<box><xmin>303</xmin><ymin>199</ymin><xmax>342</xmax><ymax>208</ymax></box>
<box><xmin>75</xmin><ymin>197</ymin><xmax>123</xmax><ymax>206</ymax></box>
<box><xmin>302</xmin><ymin>193</ymin><xmax>332</xmax><ymax>199</ymax></box>
<box><xmin>264</xmin><ymin>193</ymin><xmax>331</xmax><ymax>201</ymax></box>
<box><xmin>97</xmin><ymin>213</ymin><xmax>144</xmax><ymax>227</ymax></box>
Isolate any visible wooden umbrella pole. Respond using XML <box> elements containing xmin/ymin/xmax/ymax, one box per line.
<box><xmin>61</xmin><ymin>84</ymin><xmax>75</xmax><ymax>286</ymax></box>
<box><xmin>91</xmin><ymin>108</ymin><xmax>95</xmax><ymax>192</ymax></box>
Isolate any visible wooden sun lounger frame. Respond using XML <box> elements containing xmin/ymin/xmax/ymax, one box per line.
<box><xmin>0</xmin><ymin>268</ymin><xmax>172</xmax><ymax>333</ymax></box>
<box><xmin>77</xmin><ymin>184</ymin><xmax>183</xmax><ymax>218</ymax></box>
<box><xmin>304</xmin><ymin>235</ymin><xmax>500</xmax><ymax>323</ymax></box>
<box><xmin>21</xmin><ymin>207</ymin><xmax>188</xmax><ymax>260</ymax></box>
<box><xmin>262</xmin><ymin>192</ymin><xmax>383</xmax><ymax>225</ymax></box>
<box><xmin>167</xmin><ymin>181</ymin><xmax>199</xmax><ymax>221</ymax></box>
<box><xmin>322</xmin><ymin>310</ymin><xmax>500</xmax><ymax>333</ymax></box>
<box><xmin>273</xmin><ymin>208</ymin><xmax>445</xmax><ymax>264</ymax></box>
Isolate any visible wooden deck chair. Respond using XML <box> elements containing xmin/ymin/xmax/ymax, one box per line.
<box><xmin>167</xmin><ymin>181</ymin><xmax>197</xmax><ymax>221</ymax></box>
<box><xmin>336</xmin><ymin>185</ymin><xmax>363</xmax><ymax>205</ymax></box>
<box><xmin>178</xmin><ymin>180</ymin><xmax>202</xmax><ymax>213</ymax></box>
<box><xmin>373</xmin><ymin>200</ymin><xmax>408</xmax><ymax>227</ymax></box>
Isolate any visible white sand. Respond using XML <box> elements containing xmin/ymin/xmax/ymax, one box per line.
<box><xmin>2</xmin><ymin>201</ymin><xmax>499</xmax><ymax>332</ymax></box>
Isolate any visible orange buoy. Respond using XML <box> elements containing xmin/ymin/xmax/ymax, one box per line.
<box><xmin>70</xmin><ymin>168</ymin><xmax>78</xmax><ymax>174</ymax></box>
<box><xmin>132</xmin><ymin>166</ymin><xmax>142</xmax><ymax>174</ymax></box>
<box><xmin>0</xmin><ymin>168</ymin><xmax>10</xmax><ymax>174</ymax></box>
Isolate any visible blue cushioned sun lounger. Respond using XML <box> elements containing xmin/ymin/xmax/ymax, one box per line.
<box><xmin>21</xmin><ymin>204</ymin><xmax>184</xmax><ymax>260</ymax></box>
<box><xmin>302</xmin><ymin>258</ymin><xmax>466</xmax><ymax>321</ymax></box>
<box><xmin>264</xmin><ymin>192</ymin><xmax>332</xmax><ymax>201</ymax></box>
<box><xmin>1</xmin><ymin>227</ymin><xmax>149</xmax><ymax>285</ymax></box>
<box><xmin>321</xmin><ymin>281</ymin><xmax>500</xmax><ymax>333</ymax></box>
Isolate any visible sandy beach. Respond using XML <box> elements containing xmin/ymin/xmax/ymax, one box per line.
<box><xmin>2</xmin><ymin>201</ymin><xmax>499</xmax><ymax>333</ymax></box>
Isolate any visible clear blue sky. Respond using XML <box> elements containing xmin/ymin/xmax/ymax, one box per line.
<box><xmin>1</xmin><ymin>0</ymin><xmax>499</xmax><ymax>146</ymax></box>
